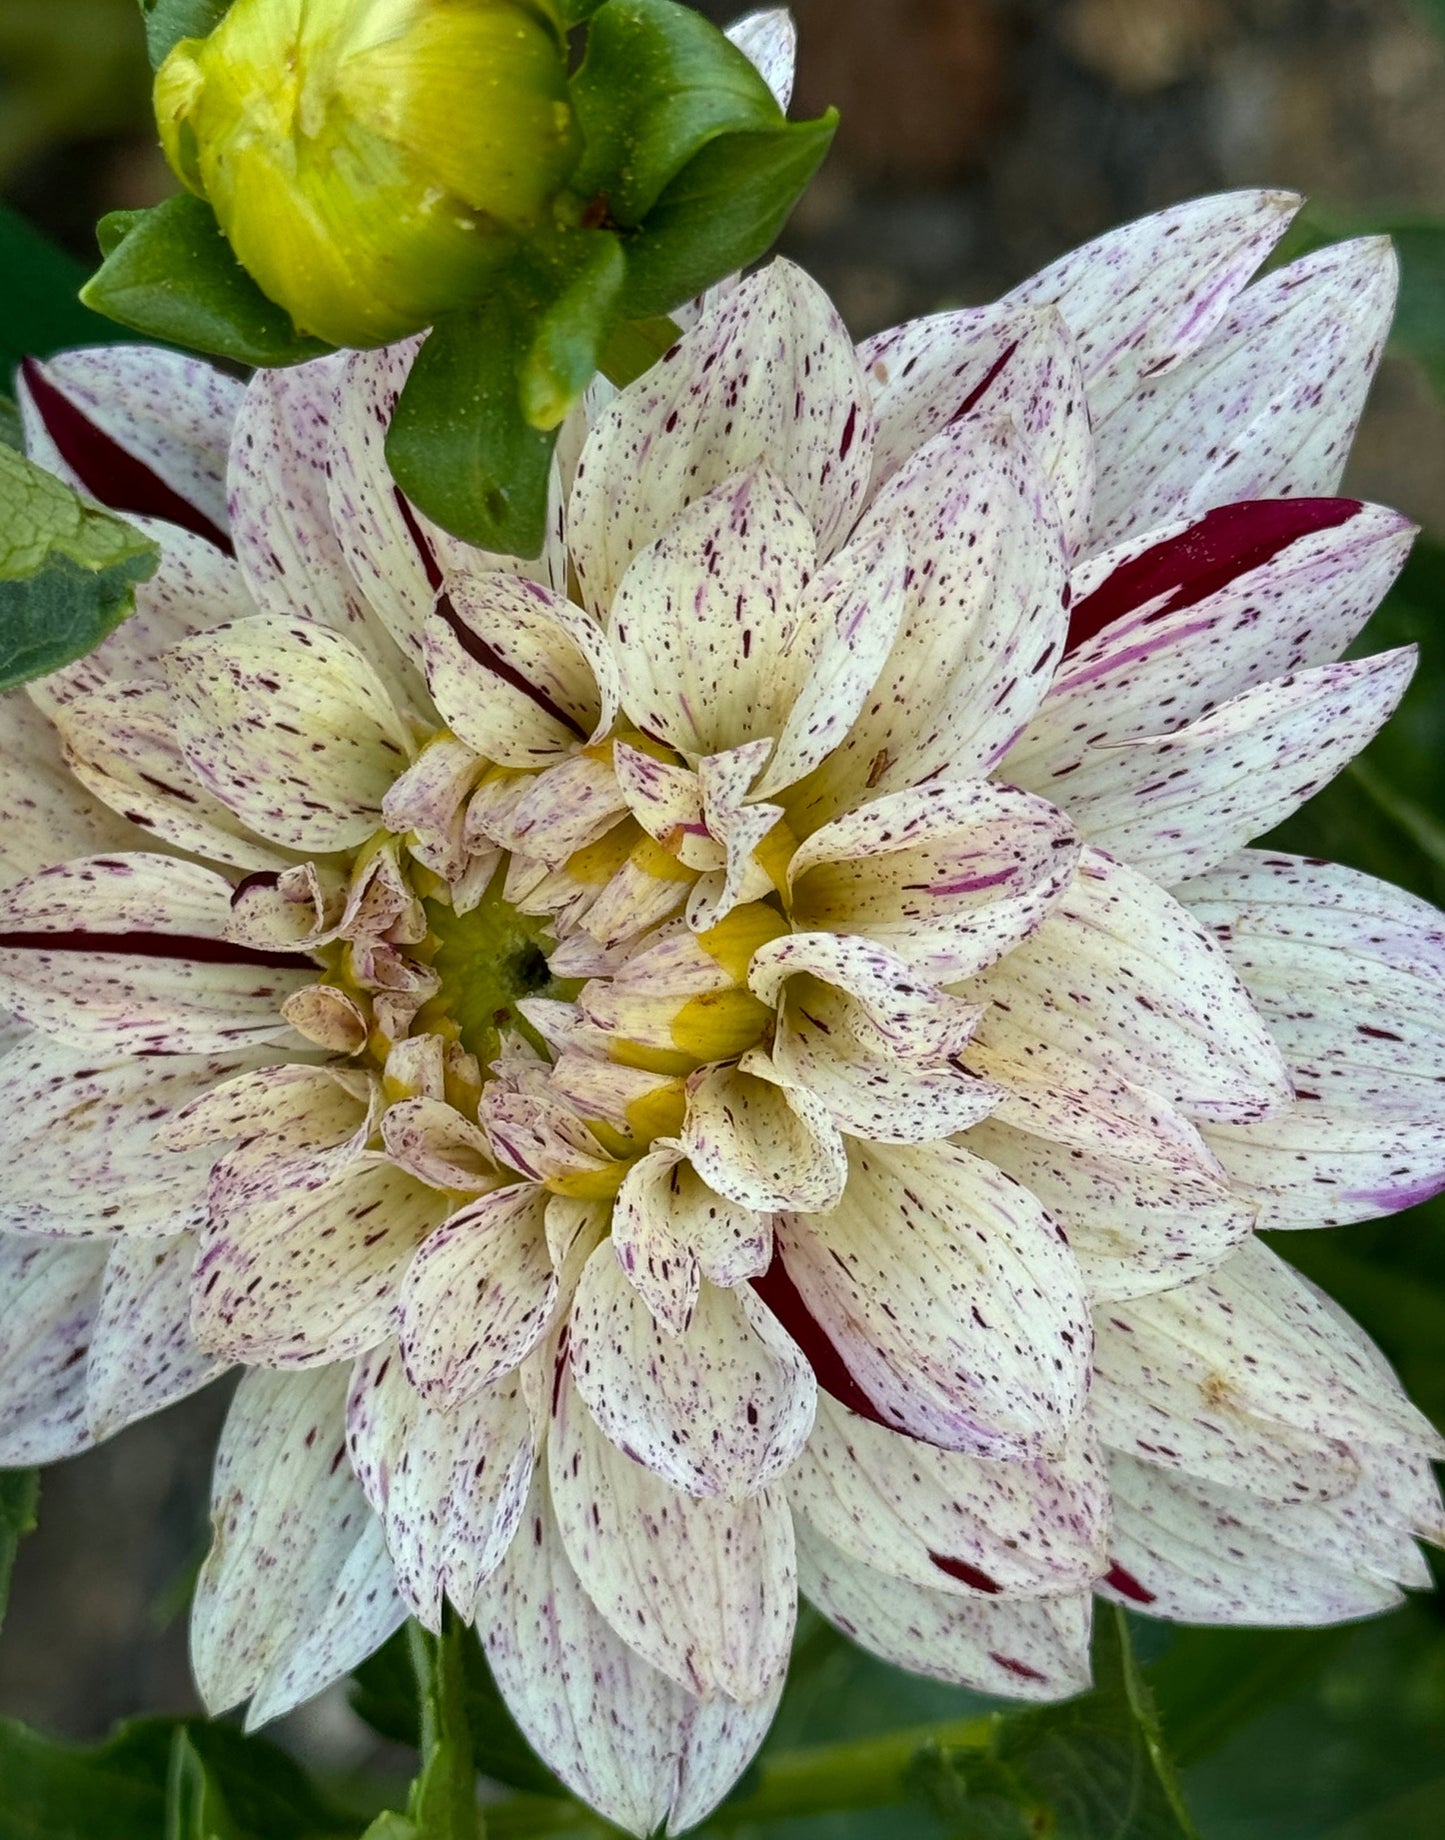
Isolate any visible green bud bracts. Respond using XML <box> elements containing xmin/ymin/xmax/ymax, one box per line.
<box><xmin>154</xmin><ymin>0</ymin><xmax>578</xmax><ymax>348</ymax></box>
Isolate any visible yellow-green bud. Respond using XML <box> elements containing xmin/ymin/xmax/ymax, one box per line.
<box><xmin>154</xmin><ymin>0</ymin><xmax>578</xmax><ymax>348</ymax></box>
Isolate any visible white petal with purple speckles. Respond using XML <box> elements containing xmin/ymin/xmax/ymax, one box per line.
<box><xmin>548</xmin><ymin>1358</ymin><xmax>796</xmax><ymax>1702</ymax></box>
<box><xmin>397</xmin><ymin>1183</ymin><xmax>558</xmax><ymax>1406</ymax></box>
<box><xmin>789</xmin><ymin>779</ymin><xmax>1081</xmax><ymax>981</ymax></box>
<box><xmin>797</xmin><ymin>1518</ymin><xmax>1093</xmax><ymax>1699</ymax></box>
<box><xmin>725</xmin><ymin>6</ymin><xmax>796</xmax><ymax>108</ymax></box>
<box><xmin>683</xmin><ymin>1061</ymin><xmax>848</xmax><ymax>1213</ymax></box>
<box><xmin>570</xmin><ymin>261</ymin><xmax>874</xmax><ymax>613</ymax></box>
<box><xmin>788</xmin><ymin>419</ymin><xmax>1068</xmax><ymax>828</ymax></box>
<box><xmin>192</xmin><ymin>1365</ymin><xmax>404</xmax><ymax>1724</ymax></box>
<box><xmin>193</xmin><ymin>1159</ymin><xmax>447</xmax><ymax>1369</ymax></box>
<box><xmin>1002</xmin><ymin>189</ymin><xmax>1300</xmax><ymax>423</ymax></box>
<box><xmin>164</xmin><ymin>615</ymin><xmax>414</xmax><ymax>851</ymax></box>
<box><xmin>790</xmin><ymin>1394</ymin><xmax>1107</xmax><ymax>1598</ymax></box>
<box><xmin>569</xmin><ymin>1243</ymin><xmax>815</xmax><ymax>1499</ymax></box>
<box><xmin>960</xmin><ymin>848</ymin><xmax>1291</xmax><ymax>1126</ymax></box>
<box><xmin>479</xmin><ymin>1467</ymin><xmax>778</xmax><ymax>1840</ymax></box>
<box><xmin>0</xmin><ymin>693</ymin><xmax>140</xmax><ymax>887</ymax></box>
<box><xmin>86</xmin><ymin>1232</ymin><xmax>226</xmax><ymax>1437</ymax></box>
<box><xmin>0</xmin><ymin>1233</ymin><xmax>108</xmax><ymax>1464</ymax></box>
<box><xmin>0</xmin><ymin>853</ymin><xmax>311</xmax><ymax>1053</ymax></box>
<box><xmin>1090</xmin><ymin>237</ymin><xmax>1398</xmax><ymax>547</ymax></box>
<box><xmin>347</xmin><ymin>1342</ymin><xmax>534</xmax><ymax>1628</ymax></box>
<box><xmin>1046</xmin><ymin>650</ymin><xmax>1415</xmax><ymax>885</ymax></box>
<box><xmin>777</xmin><ymin>1137</ymin><xmax>1091</xmax><ymax>1459</ymax></box>
<box><xmin>1185</xmin><ymin>852</ymin><xmax>1445</xmax><ymax>1225</ymax></box>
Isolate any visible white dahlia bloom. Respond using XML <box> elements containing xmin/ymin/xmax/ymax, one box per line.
<box><xmin>4</xmin><ymin>150</ymin><xmax>1444</xmax><ymax>1838</ymax></box>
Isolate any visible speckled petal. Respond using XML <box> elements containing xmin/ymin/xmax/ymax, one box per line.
<box><xmin>0</xmin><ymin>853</ymin><xmax>311</xmax><ymax>1053</ymax></box>
<box><xmin>192</xmin><ymin>1365</ymin><xmax>405</xmax><ymax>1724</ymax></box>
<box><xmin>163</xmin><ymin>615</ymin><xmax>414</xmax><ymax>851</ymax></box>
<box><xmin>789</xmin><ymin>419</ymin><xmax>1068</xmax><ymax>828</ymax></box>
<box><xmin>788</xmin><ymin>779</ymin><xmax>1080</xmax><ymax>981</ymax></box>
<box><xmin>749</xmin><ymin>930</ymin><xmax>983</xmax><ymax>1062</ymax></box>
<box><xmin>548</xmin><ymin>1357</ymin><xmax>797</xmax><ymax>1702</ymax></box>
<box><xmin>0</xmin><ymin>1038</ymin><xmax>268</xmax><ymax>1237</ymax></box>
<box><xmin>683</xmin><ymin>1061</ymin><xmax>848</xmax><ymax>1213</ymax></box>
<box><xmin>0</xmin><ymin>1234</ymin><xmax>108</xmax><ymax>1464</ymax></box>
<box><xmin>773</xmin><ymin>1138</ymin><xmax>1092</xmax><ymax>1459</ymax></box>
<box><xmin>54</xmin><ymin>679</ymin><xmax>294</xmax><ymax>871</ymax></box>
<box><xmin>1186</xmin><ymin>851</ymin><xmax>1445</xmax><ymax>1225</ymax></box>
<box><xmin>615</xmin><ymin>1144</ymin><xmax>772</xmax><ymax>1310</ymax></box>
<box><xmin>1090</xmin><ymin>237</ymin><xmax>1398</xmax><ymax>547</ymax></box>
<box><xmin>790</xmin><ymin>1394</ymin><xmax>1107</xmax><ymax>1598</ymax></box>
<box><xmin>725</xmin><ymin>6</ymin><xmax>796</xmax><ymax>108</ymax></box>
<box><xmin>1001</xmin><ymin>189</ymin><xmax>1300</xmax><ymax>423</ymax></box>
<box><xmin>479</xmin><ymin>1467</ymin><xmax>777</xmax><ymax>1840</ymax></box>
<box><xmin>397</xmin><ymin>1183</ymin><xmax>558</xmax><ymax>1406</ymax></box>
<box><xmin>571</xmin><ymin>260</ymin><xmax>874</xmax><ymax>613</ymax></box>
<box><xmin>1047</xmin><ymin>650</ymin><xmax>1415</xmax><ymax>885</ymax></box>
<box><xmin>194</xmin><ymin>1159</ymin><xmax>447</xmax><ymax>1368</ymax></box>
<box><xmin>569</xmin><ymin>1243</ymin><xmax>815</xmax><ymax>1498</ymax></box>
<box><xmin>347</xmin><ymin>1342</ymin><xmax>534</xmax><ymax>1629</ymax></box>
<box><xmin>960</xmin><ymin>848</ymin><xmax>1291</xmax><ymax>1126</ymax></box>
<box><xmin>0</xmin><ymin>693</ymin><xmax>140</xmax><ymax>888</ymax></box>
<box><xmin>21</xmin><ymin>345</ymin><xmax>241</xmax><ymax>539</ymax></box>
<box><xmin>86</xmin><ymin>1232</ymin><xmax>226</xmax><ymax>1437</ymax></box>
<box><xmin>798</xmin><ymin>1518</ymin><xmax>1094</xmax><ymax>1699</ymax></box>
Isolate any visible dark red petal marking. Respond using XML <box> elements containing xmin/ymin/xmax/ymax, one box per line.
<box><xmin>395</xmin><ymin>489</ymin><xmax>444</xmax><ymax>593</ymax></box>
<box><xmin>929</xmin><ymin>1553</ymin><xmax>1001</xmax><ymax>1594</ymax></box>
<box><xmin>435</xmin><ymin>591</ymin><xmax>586</xmax><ymax>742</ymax></box>
<box><xmin>21</xmin><ymin>357</ymin><xmax>233</xmax><ymax>555</ymax></box>
<box><xmin>752</xmin><ymin>1244</ymin><xmax>901</xmax><ymax>1431</ymax></box>
<box><xmin>0</xmin><ymin>928</ymin><xmax>315</xmax><ymax>971</ymax></box>
<box><xmin>989</xmin><ymin>1651</ymin><xmax>1047</xmax><ymax>1682</ymax></box>
<box><xmin>1065</xmin><ymin>497</ymin><xmax>1362</xmax><ymax>657</ymax></box>
<box><xmin>951</xmin><ymin>339</ymin><xmax>1020</xmax><ymax>423</ymax></box>
<box><xmin>1103</xmin><ymin>1561</ymin><xmax>1157</xmax><ymax>1605</ymax></box>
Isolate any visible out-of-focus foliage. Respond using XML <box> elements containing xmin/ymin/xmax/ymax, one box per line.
<box><xmin>0</xmin><ymin>0</ymin><xmax>152</xmax><ymax>187</ymax></box>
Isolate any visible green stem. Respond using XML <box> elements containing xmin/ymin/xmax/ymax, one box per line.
<box><xmin>485</xmin><ymin>1715</ymin><xmax>995</xmax><ymax>1838</ymax></box>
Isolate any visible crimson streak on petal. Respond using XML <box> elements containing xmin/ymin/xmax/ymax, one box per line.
<box><xmin>0</xmin><ymin>928</ymin><xmax>316</xmax><ymax>971</ymax></box>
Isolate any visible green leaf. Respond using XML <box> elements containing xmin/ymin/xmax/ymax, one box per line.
<box><xmin>0</xmin><ymin>1718</ymin><xmax>171</xmax><ymax>1840</ymax></box>
<box><xmin>0</xmin><ymin>443</ymin><xmax>159</xmax><ymax>691</ymax></box>
<box><xmin>140</xmin><ymin>0</ymin><xmax>233</xmax><ymax>68</ymax></box>
<box><xmin>0</xmin><ymin>1470</ymin><xmax>39</xmax><ymax>1643</ymax></box>
<box><xmin>520</xmin><ymin>232</ymin><xmax>627</xmax><ymax>429</ymax></box>
<box><xmin>912</xmin><ymin>1610</ymin><xmax>1199</xmax><ymax>1840</ymax></box>
<box><xmin>618</xmin><ymin>111</ymin><xmax>838</xmax><ymax>321</ymax></box>
<box><xmin>164</xmin><ymin>1725</ymin><xmax>358</xmax><ymax>1840</ymax></box>
<box><xmin>0</xmin><ymin>396</ymin><xmax>23</xmax><ymax>453</ymax></box>
<box><xmin>1148</xmin><ymin>1624</ymin><xmax>1354</xmax><ymax>1770</ymax></box>
<box><xmin>598</xmin><ymin>313</ymin><xmax>680</xmax><ymax>389</ymax></box>
<box><xmin>388</xmin><ymin>294</ymin><xmax>558</xmax><ymax>557</ymax></box>
<box><xmin>0</xmin><ymin>207</ymin><xmax>128</xmax><ymax>376</ymax></box>
<box><xmin>570</xmin><ymin>0</ymin><xmax>784</xmax><ymax>224</ymax></box>
<box><xmin>82</xmin><ymin>192</ymin><xmax>331</xmax><ymax>369</ymax></box>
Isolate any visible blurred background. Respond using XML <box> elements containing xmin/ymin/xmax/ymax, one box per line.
<box><xmin>1</xmin><ymin>1</ymin><xmax>1443</xmax><ymax>1834</ymax></box>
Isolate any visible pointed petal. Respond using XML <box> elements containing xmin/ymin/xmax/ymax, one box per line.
<box><xmin>1185</xmin><ymin>851</ymin><xmax>1445</xmax><ymax>1224</ymax></box>
<box><xmin>791</xmin><ymin>1394</ymin><xmax>1107</xmax><ymax>1597</ymax></box>
<box><xmin>347</xmin><ymin>1343</ymin><xmax>534</xmax><ymax>1628</ymax></box>
<box><xmin>1002</xmin><ymin>189</ymin><xmax>1301</xmax><ymax>423</ymax></box>
<box><xmin>163</xmin><ymin>615</ymin><xmax>413</xmax><ymax>851</ymax></box>
<box><xmin>789</xmin><ymin>419</ymin><xmax>1068</xmax><ymax>827</ymax></box>
<box><xmin>1090</xmin><ymin>237</ymin><xmax>1398</xmax><ymax>546</ymax></box>
<box><xmin>1045</xmin><ymin>650</ymin><xmax>1415</xmax><ymax>885</ymax></box>
<box><xmin>397</xmin><ymin>1184</ymin><xmax>558</xmax><ymax>1405</ymax></box>
<box><xmin>569</xmin><ymin>1244</ymin><xmax>815</xmax><ymax>1498</ymax></box>
<box><xmin>772</xmin><ymin>1138</ymin><xmax>1092</xmax><ymax>1458</ymax></box>
<box><xmin>21</xmin><ymin>346</ymin><xmax>241</xmax><ymax>543</ymax></box>
<box><xmin>480</xmin><ymin>1468</ymin><xmax>773</xmax><ymax>1840</ymax></box>
<box><xmin>0</xmin><ymin>853</ymin><xmax>312</xmax><ymax>1053</ymax></box>
<box><xmin>725</xmin><ymin>7</ymin><xmax>796</xmax><ymax>108</ymax></box>
<box><xmin>86</xmin><ymin>1233</ymin><xmax>226</xmax><ymax>1437</ymax></box>
<box><xmin>789</xmin><ymin>778</ymin><xmax>1080</xmax><ymax>980</ymax></box>
<box><xmin>0</xmin><ymin>1234</ymin><xmax>108</xmax><ymax>1464</ymax></box>
<box><xmin>194</xmin><ymin>1160</ymin><xmax>447</xmax><ymax>1368</ymax></box>
<box><xmin>614</xmin><ymin>1145</ymin><xmax>771</xmax><ymax>1319</ymax></box>
<box><xmin>749</xmin><ymin>929</ymin><xmax>984</xmax><ymax>1060</ymax></box>
<box><xmin>798</xmin><ymin>1518</ymin><xmax>1093</xmax><ymax>1698</ymax></box>
<box><xmin>960</xmin><ymin>848</ymin><xmax>1291</xmax><ymax>1126</ymax></box>
<box><xmin>571</xmin><ymin>260</ymin><xmax>874</xmax><ymax>612</ymax></box>
<box><xmin>548</xmin><ymin>1359</ymin><xmax>797</xmax><ymax>1701</ymax></box>
<box><xmin>192</xmin><ymin>1366</ymin><xmax>404</xmax><ymax>1721</ymax></box>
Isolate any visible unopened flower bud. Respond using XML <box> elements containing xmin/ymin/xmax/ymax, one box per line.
<box><xmin>154</xmin><ymin>0</ymin><xmax>578</xmax><ymax>347</ymax></box>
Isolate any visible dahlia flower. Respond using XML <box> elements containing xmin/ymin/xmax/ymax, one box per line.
<box><xmin>3</xmin><ymin>64</ymin><xmax>1444</xmax><ymax>1833</ymax></box>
